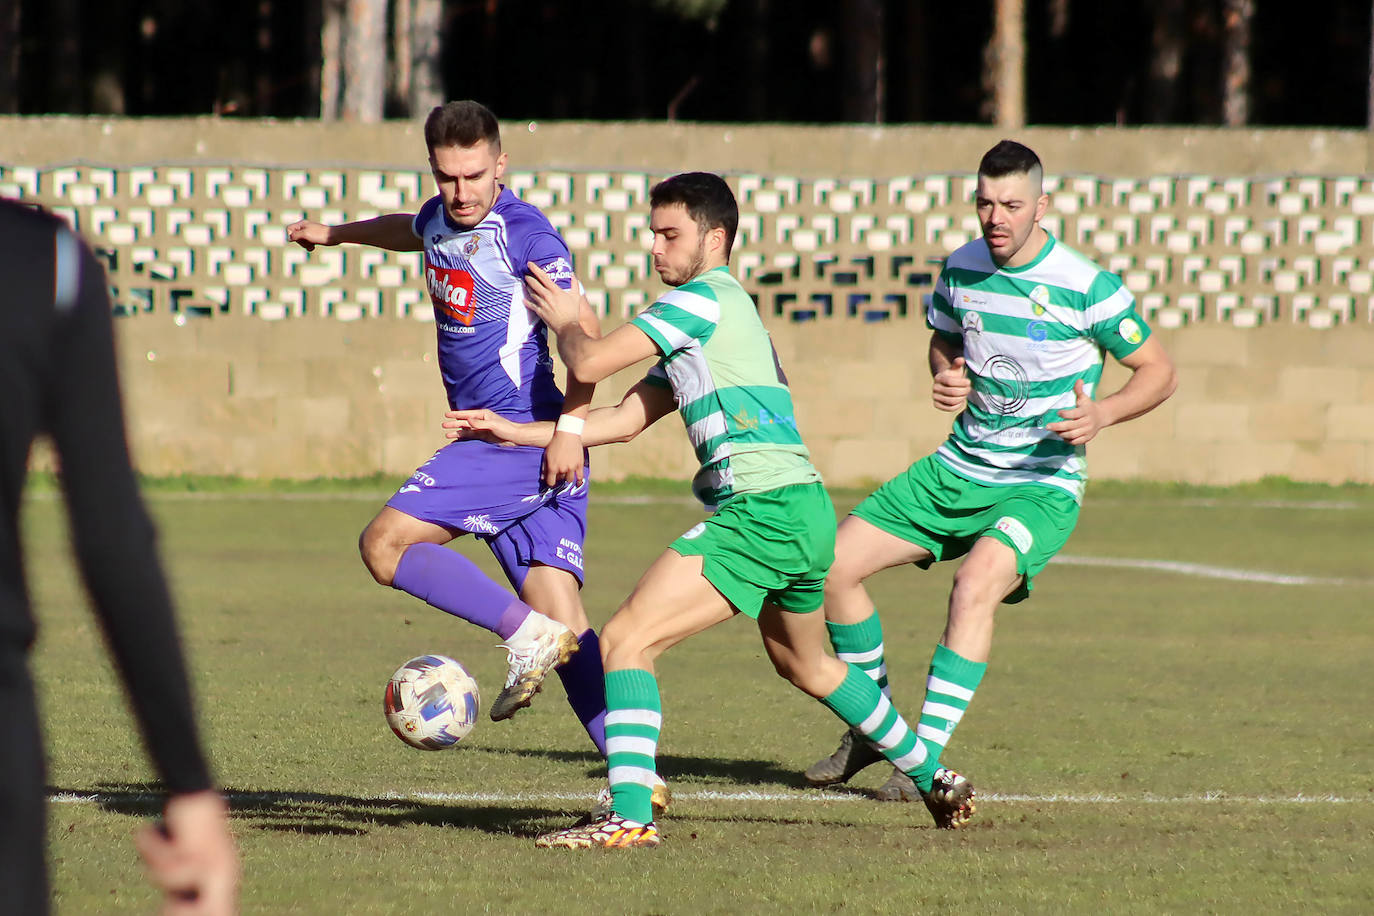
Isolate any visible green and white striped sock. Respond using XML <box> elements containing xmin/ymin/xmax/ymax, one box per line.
<box><xmin>826</xmin><ymin>614</ymin><xmax>891</xmax><ymax>699</ymax></box>
<box><xmin>604</xmin><ymin>667</ymin><xmax>662</xmax><ymax>825</ymax></box>
<box><xmin>820</xmin><ymin>663</ymin><xmax>931</xmax><ymax>787</ymax></box>
<box><xmin>914</xmin><ymin>643</ymin><xmax>987</xmax><ymax>779</ymax></box>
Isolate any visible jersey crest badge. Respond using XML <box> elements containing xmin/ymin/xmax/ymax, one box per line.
<box><xmin>464</xmin><ymin>235</ymin><xmax>481</xmax><ymax>256</ymax></box>
<box><xmin>1029</xmin><ymin>285</ymin><xmax>1050</xmax><ymax>316</ymax></box>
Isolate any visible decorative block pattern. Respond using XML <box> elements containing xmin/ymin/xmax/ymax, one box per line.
<box><xmin>2</xmin><ymin>162</ymin><xmax>1373</xmax><ymax>328</ymax></box>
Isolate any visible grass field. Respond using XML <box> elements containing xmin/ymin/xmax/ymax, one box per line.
<box><xmin>21</xmin><ymin>478</ymin><xmax>1374</xmax><ymax>913</ymax></box>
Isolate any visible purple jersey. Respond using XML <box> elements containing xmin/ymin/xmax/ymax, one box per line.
<box><xmin>413</xmin><ymin>188</ymin><xmax>575</xmax><ymax>422</ymax></box>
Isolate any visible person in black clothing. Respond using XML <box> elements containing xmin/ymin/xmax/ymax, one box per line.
<box><xmin>0</xmin><ymin>199</ymin><xmax>237</xmax><ymax>914</ymax></box>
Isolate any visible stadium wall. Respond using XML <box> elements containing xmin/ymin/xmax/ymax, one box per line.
<box><xmin>5</xmin><ymin>117</ymin><xmax>1374</xmax><ymax>486</ymax></box>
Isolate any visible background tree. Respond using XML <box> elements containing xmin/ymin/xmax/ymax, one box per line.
<box><xmin>1222</xmin><ymin>0</ymin><xmax>1254</xmax><ymax>126</ymax></box>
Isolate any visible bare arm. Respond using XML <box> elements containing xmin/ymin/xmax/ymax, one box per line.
<box><xmin>524</xmin><ymin>263</ymin><xmax>659</xmax><ymax>383</ymax></box>
<box><xmin>1047</xmin><ymin>336</ymin><xmax>1178</xmax><ymax>445</ymax></box>
<box><xmin>542</xmin><ymin>294</ymin><xmax>604</xmax><ymax>485</ymax></box>
<box><xmin>445</xmin><ymin>378</ymin><xmax>677</xmax><ymax>449</ymax></box>
<box><xmin>929</xmin><ymin>330</ymin><xmax>971</xmax><ymax>413</ymax></box>
<box><xmin>286</xmin><ymin>213</ymin><xmax>423</xmax><ymax>252</ymax></box>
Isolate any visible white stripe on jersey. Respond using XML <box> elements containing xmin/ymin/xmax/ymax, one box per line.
<box><xmin>936</xmin><ymin>442</ymin><xmax>1085</xmax><ymax>493</ymax></box>
<box><xmin>639</xmin><ymin>312</ymin><xmax>694</xmax><ymax>354</ymax></box>
<box><xmin>686</xmin><ymin>412</ymin><xmax>727</xmax><ymax>445</ymax></box>
<box><xmin>657</xmin><ymin>287</ymin><xmax>722</xmax><ymax>323</ymax></box>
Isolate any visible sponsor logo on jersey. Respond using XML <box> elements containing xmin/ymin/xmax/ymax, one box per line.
<box><xmin>555</xmin><ymin>537</ymin><xmax>584</xmax><ymax>571</ymax></box>
<box><xmin>1027</xmin><ymin>319</ymin><xmax>1050</xmax><ymax>342</ymax></box>
<box><xmin>539</xmin><ymin>256</ymin><xmax>575</xmax><ymax>284</ymax></box>
<box><xmin>1029</xmin><ymin>285</ymin><xmax>1051</xmax><ymax>316</ymax></box>
<box><xmin>426</xmin><ymin>262</ymin><xmax>477</xmax><ymax>325</ymax></box>
<box><xmin>462</xmin><ymin>514</ymin><xmax>500</xmax><ymax>535</ymax></box>
<box><xmin>962</xmin><ymin>311</ymin><xmax>983</xmax><ymax>336</ymax></box>
<box><xmin>681</xmin><ymin>522</ymin><xmax>707</xmax><ymax>540</ymax></box>
<box><xmin>993</xmin><ymin>516</ymin><xmax>1034</xmax><ymax>554</ymax></box>
<box><xmin>1118</xmin><ymin>317</ymin><xmax>1143</xmax><ymax>344</ymax></box>
<box><xmin>981</xmin><ymin>354</ymin><xmax>1031</xmax><ymax>415</ymax></box>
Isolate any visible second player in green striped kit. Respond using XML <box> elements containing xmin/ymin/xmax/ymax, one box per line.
<box><xmin>804</xmin><ymin>140</ymin><xmax>1178</xmax><ymax>814</ymax></box>
<box><xmin>447</xmin><ymin>172</ymin><xmax>968</xmax><ymax>847</ymax></box>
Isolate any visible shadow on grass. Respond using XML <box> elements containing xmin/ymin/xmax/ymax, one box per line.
<box><xmin>465</xmin><ymin>744</ymin><xmax>800</xmax><ymax>787</ymax></box>
<box><xmin>48</xmin><ymin>743</ymin><xmax>834</xmax><ymax>840</ymax></box>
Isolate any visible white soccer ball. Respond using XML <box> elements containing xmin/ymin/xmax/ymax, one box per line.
<box><xmin>383</xmin><ymin>654</ymin><xmax>481</xmax><ymax>750</ymax></box>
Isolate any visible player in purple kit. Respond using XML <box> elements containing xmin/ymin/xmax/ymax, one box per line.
<box><xmin>287</xmin><ymin>102</ymin><xmax>623</xmax><ymax>771</ymax></box>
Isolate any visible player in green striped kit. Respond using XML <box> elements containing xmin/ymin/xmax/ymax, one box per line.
<box><xmin>447</xmin><ymin>172</ymin><xmax>948</xmax><ymax>847</ymax></box>
<box><xmin>804</xmin><ymin>140</ymin><xmax>1178</xmax><ymax>824</ymax></box>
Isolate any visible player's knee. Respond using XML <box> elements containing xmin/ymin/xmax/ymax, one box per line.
<box><xmin>358</xmin><ymin>523</ymin><xmax>400</xmax><ymax>587</ymax></box>
<box><xmin>825</xmin><ymin>553</ymin><xmax>867</xmax><ymax>592</ymax></box>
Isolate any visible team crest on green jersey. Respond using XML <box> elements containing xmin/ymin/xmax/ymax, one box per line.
<box><xmin>1029</xmin><ymin>285</ymin><xmax>1050</xmax><ymax>315</ymax></box>
<box><xmin>1118</xmin><ymin>317</ymin><xmax>1143</xmax><ymax>344</ymax></box>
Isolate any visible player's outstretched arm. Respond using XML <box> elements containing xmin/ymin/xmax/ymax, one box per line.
<box><xmin>524</xmin><ymin>263</ymin><xmax>657</xmax><ymax>383</ymax></box>
<box><xmin>542</xmin><ymin>292</ymin><xmax>604</xmax><ymax>486</ymax></box>
<box><xmin>286</xmin><ymin>213</ymin><xmax>422</xmax><ymax>252</ymax></box>
<box><xmin>445</xmin><ymin>378</ymin><xmax>676</xmax><ymax>449</ymax></box>
<box><xmin>1047</xmin><ymin>336</ymin><xmax>1177</xmax><ymax>446</ymax></box>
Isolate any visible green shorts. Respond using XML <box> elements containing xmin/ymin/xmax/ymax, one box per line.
<box><xmin>852</xmin><ymin>454</ymin><xmax>1080</xmax><ymax>603</ymax></box>
<box><xmin>670</xmin><ymin>481</ymin><xmax>836</xmax><ymax>618</ymax></box>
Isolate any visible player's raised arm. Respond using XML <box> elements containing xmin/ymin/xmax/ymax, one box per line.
<box><xmin>525</xmin><ymin>263</ymin><xmax>659</xmax><ymax>384</ymax></box>
<box><xmin>286</xmin><ymin>212</ymin><xmax>423</xmax><ymax>252</ymax></box>
<box><xmin>541</xmin><ymin>275</ymin><xmax>603</xmax><ymax>486</ymax></box>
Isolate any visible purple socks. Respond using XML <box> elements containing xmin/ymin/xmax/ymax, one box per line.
<box><xmin>556</xmin><ymin>629</ymin><xmax>608</xmax><ymax>756</ymax></box>
<box><xmin>391</xmin><ymin>542</ymin><xmax>531</xmax><ymax>640</ymax></box>
<box><xmin>391</xmin><ymin>543</ymin><xmax>608</xmax><ymax>756</ymax></box>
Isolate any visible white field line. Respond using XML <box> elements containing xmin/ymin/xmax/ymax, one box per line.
<box><xmin>1051</xmin><ymin>554</ymin><xmax>1363</xmax><ymax>587</ymax></box>
<box><xmin>48</xmin><ymin>789</ymin><xmax>1367</xmax><ymax>807</ymax></box>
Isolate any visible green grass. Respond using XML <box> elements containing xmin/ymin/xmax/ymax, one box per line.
<box><xmin>22</xmin><ymin>481</ymin><xmax>1374</xmax><ymax>914</ymax></box>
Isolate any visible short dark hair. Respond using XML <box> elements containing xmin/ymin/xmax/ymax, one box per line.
<box><xmin>649</xmin><ymin>172</ymin><xmax>739</xmax><ymax>260</ymax></box>
<box><xmin>424</xmin><ymin>101</ymin><xmax>502</xmax><ymax>155</ymax></box>
<box><xmin>978</xmin><ymin>139</ymin><xmax>1042</xmax><ymax>179</ymax></box>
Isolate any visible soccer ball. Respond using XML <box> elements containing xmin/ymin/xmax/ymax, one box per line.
<box><xmin>383</xmin><ymin>654</ymin><xmax>481</xmax><ymax>750</ymax></box>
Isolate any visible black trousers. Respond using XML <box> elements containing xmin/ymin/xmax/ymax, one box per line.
<box><xmin>0</xmin><ymin>652</ymin><xmax>48</xmax><ymax>915</ymax></box>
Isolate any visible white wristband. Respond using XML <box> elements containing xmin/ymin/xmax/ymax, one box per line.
<box><xmin>555</xmin><ymin>415</ymin><xmax>585</xmax><ymax>436</ymax></box>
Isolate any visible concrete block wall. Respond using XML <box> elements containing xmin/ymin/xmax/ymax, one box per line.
<box><xmin>107</xmin><ymin>316</ymin><xmax>1374</xmax><ymax>486</ymax></box>
<box><xmin>6</xmin><ymin>117</ymin><xmax>1373</xmax><ymax>485</ymax></box>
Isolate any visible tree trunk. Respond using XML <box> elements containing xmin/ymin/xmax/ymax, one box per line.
<box><xmin>1147</xmin><ymin>0</ymin><xmax>1185</xmax><ymax>122</ymax></box>
<box><xmin>256</xmin><ymin>0</ymin><xmax>274</xmax><ymax>115</ymax></box>
<box><xmin>0</xmin><ymin>0</ymin><xmax>19</xmax><ymax>112</ymax></box>
<box><xmin>840</xmin><ymin>0</ymin><xmax>884</xmax><ymax>123</ymax></box>
<box><xmin>987</xmin><ymin>0</ymin><xmax>1026</xmax><ymax>129</ymax></box>
<box><xmin>342</xmin><ymin>0</ymin><xmax>387</xmax><ymax>122</ymax></box>
<box><xmin>321</xmin><ymin>0</ymin><xmax>343</xmax><ymax>120</ymax></box>
<box><xmin>1221</xmin><ymin>0</ymin><xmax>1253</xmax><ymax>126</ymax></box>
<box><xmin>410</xmin><ymin>0</ymin><xmax>444</xmax><ymax>115</ymax></box>
<box><xmin>1367</xmin><ymin>0</ymin><xmax>1374</xmax><ymax>130</ymax></box>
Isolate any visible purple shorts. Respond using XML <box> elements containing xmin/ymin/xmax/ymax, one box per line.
<box><xmin>386</xmin><ymin>438</ymin><xmax>588</xmax><ymax>589</ymax></box>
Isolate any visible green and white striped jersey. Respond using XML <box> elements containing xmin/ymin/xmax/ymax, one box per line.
<box><xmin>630</xmin><ymin>266</ymin><xmax>821</xmax><ymax>507</ymax></box>
<box><xmin>927</xmin><ymin>233</ymin><xmax>1152</xmax><ymax>501</ymax></box>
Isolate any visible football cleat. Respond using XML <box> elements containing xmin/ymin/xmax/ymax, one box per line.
<box><xmin>921</xmin><ymin>767</ymin><xmax>976</xmax><ymax>829</ymax></box>
<box><xmin>535</xmin><ymin>814</ymin><xmax>661</xmax><ymax>849</ymax></box>
<box><xmin>587</xmin><ymin>774</ymin><xmax>672</xmax><ymax>823</ymax></box>
<box><xmin>874</xmin><ymin>766</ymin><xmax>920</xmax><ymax>802</ymax></box>
<box><xmin>490</xmin><ymin>614</ymin><xmax>580</xmax><ymax>721</ymax></box>
<box><xmin>803</xmin><ymin>728</ymin><xmax>885</xmax><ymax>786</ymax></box>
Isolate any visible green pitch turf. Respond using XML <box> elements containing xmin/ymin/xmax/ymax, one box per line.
<box><xmin>20</xmin><ymin>480</ymin><xmax>1374</xmax><ymax>913</ymax></box>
